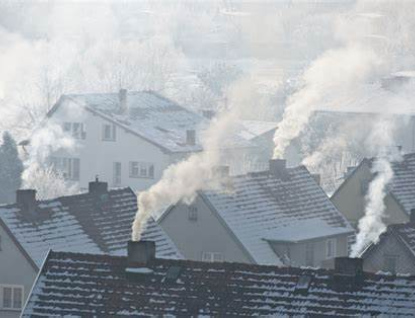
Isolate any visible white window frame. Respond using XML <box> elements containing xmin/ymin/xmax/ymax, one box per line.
<box><xmin>326</xmin><ymin>238</ymin><xmax>337</xmax><ymax>259</ymax></box>
<box><xmin>129</xmin><ymin>162</ymin><xmax>155</xmax><ymax>179</ymax></box>
<box><xmin>63</xmin><ymin>122</ymin><xmax>86</xmax><ymax>140</ymax></box>
<box><xmin>0</xmin><ymin>285</ymin><xmax>24</xmax><ymax>311</ymax></box>
<box><xmin>50</xmin><ymin>157</ymin><xmax>80</xmax><ymax>181</ymax></box>
<box><xmin>202</xmin><ymin>252</ymin><xmax>224</xmax><ymax>263</ymax></box>
<box><xmin>102</xmin><ymin>123</ymin><xmax>116</xmax><ymax>141</ymax></box>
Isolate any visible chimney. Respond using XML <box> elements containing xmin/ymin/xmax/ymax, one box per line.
<box><xmin>16</xmin><ymin>189</ymin><xmax>37</xmax><ymax>213</ymax></box>
<box><xmin>410</xmin><ymin>208</ymin><xmax>415</xmax><ymax>223</ymax></box>
<box><xmin>212</xmin><ymin>165</ymin><xmax>230</xmax><ymax>179</ymax></box>
<box><xmin>127</xmin><ymin>240</ymin><xmax>156</xmax><ymax>266</ymax></box>
<box><xmin>88</xmin><ymin>176</ymin><xmax>108</xmax><ymax>195</ymax></box>
<box><xmin>186</xmin><ymin>130</ymin><xmax>196</xmax><ymax>146</ymax></box>
<box><xmin>311</xmin><ymin>174</ymin><xmax>321</xmax><ymax>185</ymax></box>
<box><xmin>269</xmin><ymin>159</ymin><xmax>289</xmax><ymax>180</ymax></box>
<box><xmin>119</xmin><ymin>89</ymin><xmax>128</xmax><ymax>114</ymax></box>
<box><xmin>332</xmin><ymin>257</ymin><xmax>364</xmax><ymax>290</ymax></box>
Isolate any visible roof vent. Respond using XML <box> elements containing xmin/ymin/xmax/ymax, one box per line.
<box><xmin>332</xmin><ymin>257</ymin><xmax>364</xmax><ymax>290</ymax></box>
<box><xmin>163</xmin><ymin>266</ymin><xmax>182</xmax><ymax>283</ymax></box>
<box><xmin>88</xmin><ymin>177</ymin><xmax>108</xmax><ymax>195</ymax></box>
<box><xmin>119</xmin><ymin>89</ymin><xmax>128</xmax><ymax>114</ymax></box>
<box><xmin>186</xmin><ymin>130</ymin><xmax>196</xmax><ymax>146</ymax></box>
<box><xmin>16</xmin><ymin>189</ymin><xmax>37</xmax><ymax>214</ymax></box>
<box><xmin>269</xmin><ymin>159</ymin><xmax>289</xmax><ymax>180</ymax></box>
<box><xmin>294</xmin><ymin>275</ymin><xmax>312</xmax><ymax>294</ymax></box>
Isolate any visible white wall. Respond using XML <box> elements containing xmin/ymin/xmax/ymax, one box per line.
<box><xmin>0</xmin><ymin>226</ymin><xmax>37</xmax><ymax>318</ymax></box>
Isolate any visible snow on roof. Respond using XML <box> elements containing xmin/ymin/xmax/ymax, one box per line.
<box><xmin>63</xmin><ymin>91</ymin><xmax>255</xmax><ymax>152</ymax></box>
<box><xmin>0</xmin><ymin>187</ymin><xmax>181</xmax><ymax>267</ymax></box>
<box><xmin>263</xmin><ymin>219</ymin><xmax>353</xmax><ymax>243</ymax></box>
<box><xmin>23</xmin><ymin>250</ymin><xmax>415</xmax><ymax>317</ymax></box>
<box><xmin>201</xmin><ymin>165</ymin><xmax>353</xmax><ymax>265</ymax></box>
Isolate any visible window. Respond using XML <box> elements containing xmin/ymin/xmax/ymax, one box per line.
<box><xmin>1</xmin><ymin>285</ymin><xmax>23</xmax><ymax>310</ymax></box>
<box><xmin>305</xmin><ymin>243</ymin><xmax>314</xmax><ymax>267</ymax></box>
<box><xmin>129</xmin><ymin>162</ymin><xmax>154</xmax><ymax>179</ymax></box>
<box><xmin>326</xmin><ymin>238</ymin><xmax>337</xmax><ymax>259</ymax></box>
<box><xmin>63</xmin><ymin>122</ymin><xmax>86</xmax><ymax>140</ymax></box>
<box><xmin>102</xmin><ymin>123</ymin><xmax>116</xmax><ymax>141</ymax></box>
<box><xmin>188</xmin><ymin>206</ymin><xmax>198</xmax><ymax>222</ymax></box>
<box><xmin>113</xmin><ymin>162</ymin><xmax>122</xmax><ymax>185</ymax></box>
<box><xmin>384</xmin><ymin>254</ymin><xmax>398</xmax><ymax>273</ymax></box>
<box><xmin>202</xmin><ymin>252</ymin><xmax>224</xmax><ymax>263</ymax></box>
<box><xmin>50</xmin><ymin>157</ymin><xmax>80</xmax><ymax>181</ymax></box>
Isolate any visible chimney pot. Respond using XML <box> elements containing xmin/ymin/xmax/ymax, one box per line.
<box><xmin>127</xmin><ymin>240</ymin><xmax>156</xmax><ymax>266</ymax></box>
<box><xmin>16</xmin><ymin>189</ymin><xmax>37</xmax><ymax>213</ymax></box>
<box><xmin>410</xmin><ymin>208</ymin><xmax>415</xmax><ymax>223</ymax></box>
<box><xmin>119</xmin><ymin>89</ymin><xmax>128</xmax><ymax>114</ymax></box>
<box><xmin>269</xmin><ymin>159</ymin><xmax>289</xmax><ymax>180</ymax></box>
<box><xmin>88</xmin><ymin>178</ymin><xmax>108</xmax><ymax>195</ymax></box>
<box><xmin>186</xmin><ymin>130</ymin><xmax>196</xmax><ymax>146</ymax></box>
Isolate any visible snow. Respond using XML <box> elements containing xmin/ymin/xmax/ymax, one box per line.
<box><xmin>125</xmin><ymin>267</ymin><xmax>154</xmax><ymax>274</ymax></box>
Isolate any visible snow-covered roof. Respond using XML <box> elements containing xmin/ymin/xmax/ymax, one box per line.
<box><xmin>0</xmin><ymin>186</ymin><xmax>181</xmax><ymax>267</ymax></box>
<box><xmin>200</xmin><ymin>164</ymin><xmax>353</xmax><ymax>265</ymax></box>
<box><xmin>56</xmin><ymin>91</ymin><xmax>255</xmax><ymax>153</ymax></box>
<box><xmin>23</xmin><ymin>250</ymin><xmax>415</xmax><ymax>317</ymax></box>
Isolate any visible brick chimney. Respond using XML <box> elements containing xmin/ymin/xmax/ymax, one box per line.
<box><xmin>186</xmin><ymin>130</ymin><xmax>196</xmax><ymax>146</ymax></box>
<box><xmin>88</xmin><ymin>177</ymin><xmax>108</xmax><ymax>195</ymax></box>
<box><xmin>16</xmin><ymin>189</ymin><xmax>37</xmax><ymax>214</ymax></box>
<box><xmin>269</xmin><ymin>159</ymin><xmax>289</xmax><ymax>180</ymax></box>
<box><xmin>127</xmin><ymin>240</ymin><xmax>156</xmax><ymax>266</ymax></box>
<box><xmin>119</xmin><ymin>89</ymin><xmax>128</xmax><ymax>114</ymax></box>
<box><xmin>332</xmin><ymin>257</ymin><xmax>364</xmax><ymax>290</ymax></box>
<box><xmin>410</xmin><ymin>208</ymin><xmax>415</xmax><ymax>223</ymax></box>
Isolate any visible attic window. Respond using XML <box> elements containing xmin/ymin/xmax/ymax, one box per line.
<box><xmin>295</xmin><ymin>275</ymin><xmax>312</xmax><ymax>294</ymax></box>
<box><xmin>164</xmin><ymin>266</ymin><xmax>182</xmax><ymax>283</ymax></box>
<box><xmin>188</xmin><ymin>206</ymin><xmax>198</xmax><ymax>222</ymax></box>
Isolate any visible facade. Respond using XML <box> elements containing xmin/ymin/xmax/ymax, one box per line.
<box><xmin>361</xmin><ymin>215</ymin><xmax>415</xmax><ymax>275</ymax></box>
<box><xmin>31</xmin><ymin>90</ymin><xmax>277</xmax><ymax>192</ymax></box>
<box><xmin>331</xmin><ymin>153</ymin><xmax>415</xmax><ymax>228</ymax></box>
<box><xmin>158</xmin><ymin>159</ymin><xmax>354</xmax><ymax>267</ymax></box>
<box><xmin>0</xmin><ymin>179</ymin><xmax>180</xmax><ymax>316</ymax></box>
<box><xmin>22</xmin><ymin>241</ymin><xmax>415</xmax><ymax>317</ymax></box>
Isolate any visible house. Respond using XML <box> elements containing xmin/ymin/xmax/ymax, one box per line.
<box><xmin>331</xmin><ymin>153</ymin><xmax>415</xmax><ymax>228</ymax></box>
<box><xmin>22</xmin><ymin>240</ymin><xmax>415</xmax><ymax>317</ymax></box>
<box><xmin>361</xmin><ymin>210</ymin><xmax>415</xmax><ymax>275</ymax></box>
<box><xmin>0</xmin><ymin>179</ymin><xmax>180</xmax><ymax>316</ymax></box>
<box><xmin>158</xmin><ymin>159</ymin><xmax>354</xmax><ymax>267</ymax></box>
<box><xmin>29</xmin><ymin>90</ymin><xmax>275</xmax><ymax>191</ymax></box>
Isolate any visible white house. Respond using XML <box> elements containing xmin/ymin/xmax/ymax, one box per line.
<box><xmin>158</xmin><ymin>159</ymin><xmax>355</xmax><ymax>267</ymax></box>
<box><xmin>32</xmin><ymin>90</ymin><xmax>277</xmax><ymax>192</ymax></box>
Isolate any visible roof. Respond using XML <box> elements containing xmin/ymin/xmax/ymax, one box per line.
<box><xmin>51</xmin><ymin>91</ymin><xmax>255</xmax><ymax>153</ymax></box>
<box><xmin>23</xmin><ymin>250</ymin><xmax>415</xmax><ymax>317</ymax></box>
<box><xmin>0</xmin><ymin>187</ymin><xmax>181</xmax><ymax>267</ymax></box>
<box><xmin>237</xmin><ymin>120</ymin><xmax>278</xmax><ymax>141</ymax></box>
<box><xmin>362</xmin><ymin>221</ymin><xmax>415</xmax><ymax>261</ymax></box>
<box><xmin>197</xmin><ymin>165</ymin><xmax>353</xmax><ymax>265</ymax></box>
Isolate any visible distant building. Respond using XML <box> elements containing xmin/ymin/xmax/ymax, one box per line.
<box><xmin>22</xmin><ymin>241</ymin><xmax>415</xmax><ymax>317</ymax></box>
<box><xmin>158</xmin><ymin>159</ymin><xmax>354</xmax><ymax>267</ymax></box>
<box><xmin>361</xmin><ymin>210</ymin><xmax>415</xmax><ymax>275</ymax></box>
<box><xmin>331</xmin><ymin>153</ymin><xmax>415</xmax><ymax>228</ymax></box>
<box><xmin>28</xmin><ymin>90</ymin><xmax>278</xmax><ymax>191</ymax></box>
<box><xmin>0</xmin><ymin>179</ymin><xmax>180</xmax><ymax>316</ymax></box>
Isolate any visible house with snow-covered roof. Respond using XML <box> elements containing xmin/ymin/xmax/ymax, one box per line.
<box><xmin>332</xmin><ymin>153</ymin><xmax>415</xmax><ymax>228</ymax></box>
<box><xmin>360</xmin><ymin>210</ymin><xmax>415</xmax><ymax>275</ymax></box>
<box><xmin>22</xmin><ymin>240</ymin><xmax>415</xmax><ymax>317</ymax></box>
<box><xmin>158</xmin><ymin>159</ymin><xmax>354</xmax><ymax>267</ymax></box>
<box><xmin>26</xmin><ymin>90</ymin><xmax>276</xmax><ymax>191</ymax></box>
<box><xmin>0</xmin><ymin>178</ymin><xmax>180</xmax><ymax>316</ymax></box>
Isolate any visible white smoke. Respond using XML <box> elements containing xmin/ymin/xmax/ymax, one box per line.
<box><xmin>132</xmin><ymin>113</ymin><xmax>237</xmax><ymax>241</ymax></box>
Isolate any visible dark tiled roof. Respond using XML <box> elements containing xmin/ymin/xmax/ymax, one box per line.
<box><xmin>23</xmin><ymin>250</ymin><xmax>415</xmax><ymax>317</ymax></box>
<box><xmin>0</xmin><ymin>188</ymin><xmax>181</xmax><ymax>266</ymax></box>
<box><xmin>201</xmin><ymin>166</ymin><xmax>353</xmax><ymax>265</ymax></box>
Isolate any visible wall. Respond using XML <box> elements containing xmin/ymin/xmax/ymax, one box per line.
<box><xmin>362</xmin><ymin>233</ymin><xmax>415</xmax><ymax>275</ymax></box>
<box><xmin>50</xmin><ymin>99</ymin><xmax>170</xmax><ymax>192</ymax></box>
<box><xmin>159</xmin><ymin>195</ymin><xmax>252</xmax><ymax>263</ymax></box>
<box><xmin>270</xmin><ymin>234</ymin><xmax>350</xmax><ymax>268</ymax></box>
<box><xmin>331</xmin><ymin>161</ymin><xmax>408</xmax><ymax>228</ymax></box>
<box><xmin>0</xmin><ymin>226</ymin><xmax>37</xmax><ymax>318</ymax></box>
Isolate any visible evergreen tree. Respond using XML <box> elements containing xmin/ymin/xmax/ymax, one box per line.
<box><xmin>0</xmin><ymin>132</ymin><xmax>24</xmax><ymax>204</ymax></box>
